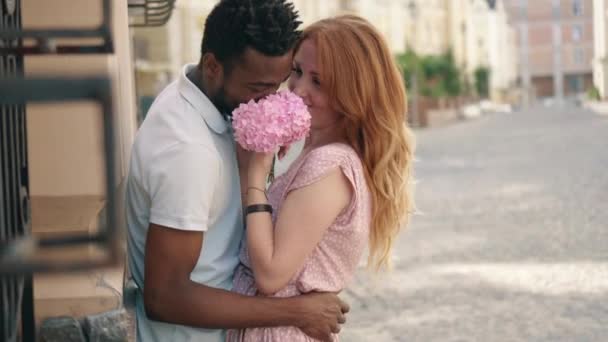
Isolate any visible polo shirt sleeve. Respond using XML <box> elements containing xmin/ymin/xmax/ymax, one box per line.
<box><xmin>147</xmin><ymin>142</ymin><xmax>219</xmax><ymax>231</ymax></box>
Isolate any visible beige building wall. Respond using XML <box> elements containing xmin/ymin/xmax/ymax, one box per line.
<box><xmin>351</xmin><ymin>0</ymin><xmax>407</xmax><ymax>54</ymax></box>
<box><xmin>488</xmin><ymin>1</ymin><xmax>519</xmax><ymax>100</ymax></box>
<box><xmin>448</xmin><ymin>0</ymin><xmax>468</xmax><ymax>69</ymax></box>
<box><xmin>593</xmin><ymin>0</ymin><xmax>608</xmax><ymax>97</ymax></box>
<box><xmin>407</xmin><ymin>0</ymin><xmax>449</xmax><ymax>56</ymax></box>
<box><xmin>22</xmin><ymin>0</ymin><xmax>137</xmax><ymax>197</ymax></box>
<box><xmin>291</xmin><ymin>0</ymin><xmax>342</xmax><ymax>27</ymax></box>
<box><xmin>448</xmin><ymin>0</ymin><xmax>489</xmax><ymax>80</ymax></box>
<box><xmin>132</xmin><ymin>0</ymin><xmax>408</xmax><ymax>94</ymax></box>
<box><xmin>132</xmin><ymin>0</ymin><xmax>217</xmax><ymax>97</ymax></box>
<box><xmin>358</xmin><ymin>0</ymin><xmax>391</xmax><ymax>51</ymax></box>
<box><xmin>388</xmin><ymin>1</ymin><xmax>408</xmax><ymax>55</ymax></box>
<box><xmin>469</xmin><ymin>0</ymin><xmax>491</xmax><ymax>75</ymax></box>
<box><xmin>293</xmin><ymin>0</ymin><xmax>408</xmax><ymax>53</ymax></box>
<box><xmin>449</xmin><ymin>0</ymin><xmax>489</xmax><ymax>73</ymax></box>
<box><xmin>506</xmin><ymin>26</ymin><xmax>520</xmax><ymax>94</ymax></box>
<box><xmin>449</xmin><ymin>0</ymin><xmax>517</xmax><ymax>100</ymax></box>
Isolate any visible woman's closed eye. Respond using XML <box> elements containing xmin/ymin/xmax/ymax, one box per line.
<box><xmin>291</xmin><ymin>66</ymin><xmax>303</xmax><ymax>77</ymax></box>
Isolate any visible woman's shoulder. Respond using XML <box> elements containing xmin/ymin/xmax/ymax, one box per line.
<box><xmin>306</xmin><ymin>142</ymin><xmax>360</xmax><ymax>165</ymax></box>
<box><xmin>289</xmin><ymin>143</ymin><xmax>364</xmax><ymax>189</ymax></box>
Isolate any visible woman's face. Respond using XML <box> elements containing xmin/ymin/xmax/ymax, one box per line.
<box><xmin>288</xmin><ymin>39</ymin><xmax>341</xmax><ymax>130</ymax></box>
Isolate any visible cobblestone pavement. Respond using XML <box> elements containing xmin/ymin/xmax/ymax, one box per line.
<box><xmin>341</xmin><ymin>105</ymin><xmax>608</xmax><ymax>342</ymax></box>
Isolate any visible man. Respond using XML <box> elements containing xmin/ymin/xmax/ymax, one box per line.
<box><xmin>125</xmin><ymin>1</ymin><xmax>348</xmax><ymax>341</ymax></box>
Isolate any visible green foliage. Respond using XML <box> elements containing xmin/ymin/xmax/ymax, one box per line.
<box><xmin>474</xmin><ymin>66</ymin><xmax>490</xmax><ymax>98</ymax></box>
<box><xmin>396</xmin><ymin>50</ymin><xmax>420</xmax><ymax>90</ymax></box>
<box><xmin>587</xmin><ymin>86</ymin><xmax>601</xmax><ymax>101</ymax></box>
<box><xmin>396</xmin><ymin>50</ymin><xmax>462</xmax><ymax>98</ymax></box>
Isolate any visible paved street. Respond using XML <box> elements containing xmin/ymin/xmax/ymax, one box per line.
<box><xmin>341</xmin><ymin>105</ymin><xmax>608</xmax><ymax>341</ymax></box>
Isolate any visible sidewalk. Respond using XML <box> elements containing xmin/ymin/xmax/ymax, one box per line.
<box><xmin>583</xmin><ymin>101</ymin><xmax>608</xmax><ymax>116</ymax></box>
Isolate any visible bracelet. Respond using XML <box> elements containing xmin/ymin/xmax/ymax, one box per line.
<box><xmin>247</xmin><ymin>186</ymin><xmax>267</xmax><ymax>200</ymax></box>
<box><xmin>247</xmin><ymin>186</ymin><xmax>267</xmax><ymax>195</ymax></box>
<box><xmin>245</xmin><ymin>204</ymin><xmax>273</xmax><ymax>216</ymax></box>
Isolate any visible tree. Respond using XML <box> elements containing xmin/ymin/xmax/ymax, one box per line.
<box><xmin>420</xmin><ymin>51</ymin><xmax>461</xmax><ymax>98</ymax></box>
<box><xmin>396</xmin><ymin>50</ymin><xmax>421</xmax><ymax>93</ymax></box>
<box><xmin>396</xmin><ymin>50</ymin><xmax>462</xmax><ymax>99</ymax></box>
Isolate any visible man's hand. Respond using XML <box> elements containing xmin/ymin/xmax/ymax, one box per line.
<box><xmin>144</xmin><ymin>224</ymin><xmax>350</xmax><ymax>335</ymax></box>
<box><xmin>295</xmin><ymin>292</ymin><xmax>350</xmax><ymax>342</ymax></box>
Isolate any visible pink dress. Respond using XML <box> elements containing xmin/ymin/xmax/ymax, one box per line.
<box><xmin>226</xmin><ymin>143</ymin><xmax>372</xmax><ymax>342</ymax></box>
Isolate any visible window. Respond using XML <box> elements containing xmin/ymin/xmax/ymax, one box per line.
<box><xmin>572</xmin><ymin>24</ymin><xmax>583</xmax><ymax>42</ymax></box>
<box><xmin>567</xmin><ymin>75</ymin><xmax>584</xmax><ymax>93</ymax></box>
<box><xmin>573</xmin><ymin>0</ymin><xmax>583</xmax><ymax>16</ymax></box>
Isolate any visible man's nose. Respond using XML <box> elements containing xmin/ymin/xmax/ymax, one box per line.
<box><xmin>292</xmin><ymin>81</ymin><xmax>308</xmax><ymax>99</ymax></box>
<box><xmin>255</xmin><ymin>88</ymin><xmax>276</xmax><ymax>102</ymax></box>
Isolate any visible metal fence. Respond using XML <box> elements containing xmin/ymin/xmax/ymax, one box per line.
<box><xmin>0</xmin><ymin>1</ymin><xmax>34</xmax><ymax>341</ymax></box>
<box><xmin>0</xmin><ymin>0</ymin><xmax>176</xmax><ymax>338</ymax></box>
<box><xmin>0</xmin><ymin>1</ymin><xmax>121</xmax><ymax>340</ymax></box>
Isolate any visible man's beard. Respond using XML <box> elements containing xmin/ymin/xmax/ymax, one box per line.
<box><xmin>211</xmin><ymin>86</ymin><xmax>235</xmax><ymax>120</ymax></box>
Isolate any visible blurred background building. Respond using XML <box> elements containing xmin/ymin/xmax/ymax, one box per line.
<box><xmin>505</xmin><ymin>0</ymin><xmax>594</xmax><ymax>105</ymax></box>
<box><xmin>131</xmin><ymin>0</ymin><xmax>520</xmax><ymax>126</ymax></box>
<box><xmin>448</xmin><ymin>0</ymin><xmax>519</xmax><ymax>103</ymax></box>
<box><xmin>593</xmin><ymin>0</ymin><xmax>608</xmax><ymax>98</ymax></box>
<box><xmin>131</xmin><ymin>0</ymin><xmax>216</xmax><ymax>119</ymax></box>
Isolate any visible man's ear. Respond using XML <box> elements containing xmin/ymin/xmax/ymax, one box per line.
<box><xmin>201</xmin><ymin>53</ymin><xmax>223</xmax><ymax>81</ymax></box>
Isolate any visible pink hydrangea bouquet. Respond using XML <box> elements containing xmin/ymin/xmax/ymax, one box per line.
<box><xmin>232</xmin><ymin>90</ymin><xmax>311</xmax><ymax>153</ymax></box>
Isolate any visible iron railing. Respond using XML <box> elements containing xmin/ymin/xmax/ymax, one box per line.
<box><xmin>0</xmin><ymin>1</ymin><xmax>33</xmax><ymax>340</ymax></box>
<box><xmin>0</xmin><ymin>0</ymin><xmax>119</xmax><ymax>340</ymax></box>
<box><xmin>0</xmin><ymin>78</ymin><xmax>119</xmax><ymax>274</ymax></box>
<box><xmin>0</xmin><ymin>0</ymin><xmax>113</xmax><ymax>55</ymax></box>
<box><xmin>0</xmin><ymin>78</ymin><xmax>119</xmax><ymax>338</ymax></box>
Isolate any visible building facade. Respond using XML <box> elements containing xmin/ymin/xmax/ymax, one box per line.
<box><xmin>131</xmin><ymin>0</ymin><xmax>412</xmax><ymax>106</ymax></box>
<box><xmin>131</xmin><ymin>0</ymin><xmax>520</xmax><ymax>104</ymax></box>
<box><xmin>292</xmin><ymin>0</ymin><xmax>409</xmax><ymax>54</ymax></box>
<box><xmin>505</xmin><ymin>0</ymin><xmax>594</xmax><ymax>103</ymax></box>
<box><xmin>592</xmin><ymin>0</ymin><xmax>608</xmax><ymax>98</ymax></box>
<box><xmin>405</xmin><ymin>0</ymin><xmax>450</xmax><ymax>56</ymax></box>
<box><xmin>448</xmin><ymin>0</ymin><xmax>518</xmax><ymax>101</ymax></box>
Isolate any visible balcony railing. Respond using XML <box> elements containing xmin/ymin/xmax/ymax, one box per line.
<box><xmin>128</xmin><ymin>0</ymin><xmax>176</xmax><ymax>27</ymax></box>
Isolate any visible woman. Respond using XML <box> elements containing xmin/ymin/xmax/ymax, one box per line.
<box><xmin>228</xmin><ymin>15</ymin><xmax>415</xmax><ymax>341</ymax></box>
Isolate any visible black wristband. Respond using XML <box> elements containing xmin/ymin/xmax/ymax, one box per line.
<box><xmin>246</xmin><ymin>204</ymin><xmax>273</xmax><ymax>216</ymax></box>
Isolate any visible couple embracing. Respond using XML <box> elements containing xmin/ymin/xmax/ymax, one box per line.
<box><xmin>126</xmin><ymin>1</ymin><xmax>414</xmax><ymax>341</ymax></box>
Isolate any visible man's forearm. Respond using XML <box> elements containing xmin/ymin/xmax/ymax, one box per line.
<box><xmin>146</xmin><ymin>280</ymin><xmax>302</xmax><ymax>329</ymax></box>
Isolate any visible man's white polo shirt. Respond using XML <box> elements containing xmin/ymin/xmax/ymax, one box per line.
<box><xmin>126</xmin><ymin>63</ymin><xmax>244</xmax><ymax>342</ymax></box>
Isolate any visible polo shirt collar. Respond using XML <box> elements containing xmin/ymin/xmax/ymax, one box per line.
<box><xmin>178</xmin><ymin>63</ymin><xmax>228</xmax><ymax>134</ymax></box>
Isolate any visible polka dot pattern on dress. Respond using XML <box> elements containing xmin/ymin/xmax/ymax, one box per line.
<box><xmin>226</xmin><ymin>143</ymin><xmax>372</xmax><ymax>342</ymax></box>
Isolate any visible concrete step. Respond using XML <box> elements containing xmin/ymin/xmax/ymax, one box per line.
<box><xmin>30</xmin><ymin>195</ymin><xmax>124</xmax><ymax>325</ymax></box>
<box><xmin>34</xmin><ymin>266</ymin><xmax>123</xmax><ymax>326</ymax></box>
<box><xmin>31</xmin><ymin>195</ymin><xmax>105</xmax><ymax>238</ymax></box>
